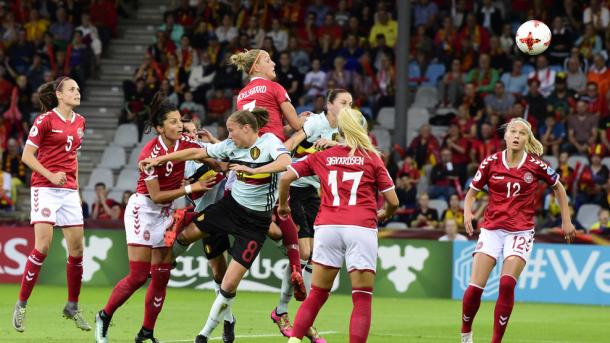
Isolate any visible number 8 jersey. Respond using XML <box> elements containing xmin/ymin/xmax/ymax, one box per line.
<box><xmin>470</xmin><ymin>150</ymin><xmax>560</xmax><ymax>232</ymax></box>
<box><xmin>289</xmin><ymin>145</ymin><xmax>395</xmax><ymax>230</ymax></box>
<box><xmin>26</xmin><ymin>109</ymin><xmax>86</xmax><ymax>189</ymax></box>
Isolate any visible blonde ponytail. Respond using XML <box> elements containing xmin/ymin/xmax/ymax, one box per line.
<box><xmin>337</xmin><ymin>108</ymin><xmax>379</xmax><ymax>156</ymax></box>
<box><xmin>230</xmin><ymin>49</ymin><xmax>263</xmax><ymax>74</ymax></box>
<box><xmin>506</xmin><ymin>118</ymin><xmax>544</xmax><ymax>156</ymax></box>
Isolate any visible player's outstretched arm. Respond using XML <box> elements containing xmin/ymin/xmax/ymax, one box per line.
<box><xmin>229</xmin><ymin>153</ymin><xmax>292</xmax><ymax>175</ymax></box>
<box><xmin>283</xmin><ymin>130</ymin><xmax>307</xmax><ymax>151</ymax></box>
<box><xmin>139</xmin><ymin>148</ymin><xmax>208</xmax><ymax>171</ymax></box>
<box><xmin>280</xmin><ymin>101</ymin><xmax>303</xmax><ymax>132</ymax></box>
<box><xmin>552</xmin><ymin>181</ymin><xmax>576</xmax><ymax>243</ymax></box>
<box><xmin>463</xmin><ymin>188</ymin><xmax>478</xmax><ymax>236</ymax></box>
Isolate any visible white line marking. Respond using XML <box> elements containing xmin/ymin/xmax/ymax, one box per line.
<box><xmin>162</xmin><ymin>331</ymin><xmax>339</xmax><ymax>342</ymax></box>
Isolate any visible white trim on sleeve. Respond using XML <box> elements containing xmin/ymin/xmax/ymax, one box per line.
<box><xmin>470</xmin><ymin>184</ymin><xmax>481</xmax><ymax>192</ymax></box>
<box><xmin>380</xmin><ymin>185</ymin><xmax>395</xmax><ymax>193</ymax></box>
<box><xmin>25</xmin><ymin>140</ymin><xmax>39</xmax><ymax>148</ymax></box>
<box><xmin>287</xmin><ymin>165</ymin><xmax>300</xmax><ymax>178</ymax></box>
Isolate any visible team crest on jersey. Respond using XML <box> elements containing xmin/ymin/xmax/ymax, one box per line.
<box><xmin>473</xmin><ymin>170</ymin><xmax>482</xmax><ymax>182</ymax></box>
<box><xmin>523</xmin><ymin>172</ymin><xmax>534</xmax><ymax>183</ymax></box>
<box><xmin>476</xmin><ymin>241</ymin><xmax>483</xmax><ymax>250</ymax></box>
<box><xmin>250</xmin><ymin>146</ymin><xmax>261</xmax><ymax>160</ymax></box>
<box><xmin>143</xmin><ymin>230</ymin><xmax>150</xmax><ymax>241</ymax></box>
<box><xmin>332</xmin><ymin>132</ymin><xmax>340</xmax><ymax>142</ymax></box>
<box><xmin>198</xmin><ymin>213</ymin><xmax>205</xmax><ymax>222</ymax></box>
<box><xmin>29</xmin><ymin>126</ymin><xmax>38</xmax><ymax>137</ymax></box>
<box><xmin>41</xmin><ymin>208</ymin><xmax>51</xmax><ymax>218</ymax></box>
<box><xmin>77</xmin><ymin>127</ymin><xmax>84</xmax><ymax>138</ymax></box>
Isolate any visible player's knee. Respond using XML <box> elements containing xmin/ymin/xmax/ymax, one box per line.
<box><xmin>129</xmin><ymin>268</ymin><xmax>150</xmax><ymax>286</ymax></box>
<box><xmin>299</xmin><ymin>250</ymin><xmax>311</xmax><ymax>261</ymax></box>
<box><xmin>499</xmin><ymin>274</ymin><xmax>517</xmax><ymax>294</ymax></box>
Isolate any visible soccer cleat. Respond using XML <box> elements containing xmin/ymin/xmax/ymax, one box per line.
<box><xmin>270</xmin><ymin>307</ymin><xmax>293</xmax><ymax>337</ymax></box>
<box><xmin>194</xmin><ymin>334</ymin><xmax>208</xmax><ymax>343</ymax></box>
<box><xmin>12</xmin><ymin>302</ymin><xmax>26</xmax><ymax>333</ymax></box>
<box><xmin>95</xmin><ymin>311</ymin><xmax>111</xmax><ymax>343</ymax></box>
<box><xmin>305</xmin><ymin>326</ymin><xmax>326</xmax><ymax>343</ymax></box>
<box><xmin>135</xmin><ymin>327</ymin><xmax>160</xmax><ymax>342</ymax></box>
<box><xmin>223</xmin><ymin>316</ymin><xmax>236</xmax><ymax>343</ymax></box>
<box><xmin>461</xmin><ymin>332</ymin><xmax>474</xmax><ymax>343</ymax></box>
<box><xmin>291</xmin><ymin>265</ymin><xmax>306</xmax><ymax>301</ymax></box>
<box><xmin>165</xmin><ymin>208</ymin><xmax>188</xmax><ymax>247</ymax></box>
<box><xmin>63</xmin><ymin>304</ymin><xmax>91</xmax><ymax>331</ymax></box>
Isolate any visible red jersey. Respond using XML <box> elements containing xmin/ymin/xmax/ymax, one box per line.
<box><xmin>26</xmin><ymin>109</ymin><xmax>85</xmax><ymax>190</ymax></box>
<box><xmin>135</xmin><ymin>135</ymin><xmax>200</xmax><ymax>201</ymax></box>
<box><xmin>289</xmin><ymin>146</ymin><xmax>395</xmax><ymax>229</ymax></box>
<box><xmin>470</xmin><ymin>150</ymin><xmax>560</xmax><ymax>232</ymax></box>
<box><xmin>236</xmin><ymin>77</ymin><xmax>291</xmax><ymax>141</ymax></box>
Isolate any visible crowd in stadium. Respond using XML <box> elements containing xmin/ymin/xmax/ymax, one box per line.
<box><xmin>1</xmin><ymin>0</ymin><xmax>610</xmax><ymax>236</ymax></box>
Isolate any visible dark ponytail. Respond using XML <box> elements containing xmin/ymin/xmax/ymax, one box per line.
<box><xmin>145</xmin><ymin>91</ymin><xmax>178</xmax><ymax>133</ymax></box>
<box><xmin>326</xmin><ymin>88</ymin><xmax>350</xmax><ymax>104</ymax></box>
<box><xmin>37</xmin><ymin>77</ymin><xmax>71</xmax><ymax>112</ymax></box>
<box><xmin>228</xmin><ymin>108</ymin><xmax>269</xmax><ymax>131</ymax></box>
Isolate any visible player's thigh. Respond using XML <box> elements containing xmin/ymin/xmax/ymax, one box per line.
<box><xmin>151</xmin><ymin>246</ymin><xmax>173</xmax><ymax>264</ymax></box>
<box><xmin>124</xmin><ymin>194</ymin><xmax>172</xmax><ymax>249</ymax></box>
<box><xmin>34</xmin><ymin>223</ymin><xmax>54</xmax><ymax>253</ymax></box>
<box><xmin>267</xmin><ymin>221</ymin><xmax>282</xmax><ymax>240</ymax></box>
<box><xmin>128</xmin><ymin>245</ymin><xmax>152</xmax><ymax>263</ymax></box>
<box><xmin>311</xmin><ymin>263</ymin><xmax>340</xmax><ymax>290</ymax></box>
<box><xmin>470</xmin><ymin>252</ymin><xmax>497</xmax><ymax>287</ymax></box>
<box><xmin>61</xmin><ymin>226</ymin><xmax>84</xmax><ymax>256</ymax></box>
<box><xmin>55</xmin><ymin>190</ymin><xmax>84</xmax><ymax>227</ymax></box>
<box><xmin>298</xmin><ymin>237</ymin><xmax>312</xmax><ymax>260</ymax></box>
<box><xmin>501</xmin><ymin>256</ymin><xmax>527</xmax><ymax>280</ymax></box>
<box><xmin>502</xmin><ymin>229</ymin><xmax>535</xmax><ymax>265</ymax></box>
<box><xmin>344</xmin><ymin>227</ymin><xmax>378</xmax><ymax>275</ymax></box>
<box><xmin>311</xmin><ymin>226</ymin><xmax>345</xmax><ymax>270</ymax></box>
<box><xmin>473</xmin><ymin>228</ymin><xmax>504</xmax><ymax>261</ymax></box>
<box><xmin>349</xmin><ymin>270</ymin><xmax>376</xmax><ymax>289</ymax></box>
<box><xmin>221</xmin><ymin>259</ymin><xmax>250</xmax><ymax>293</ymax></box>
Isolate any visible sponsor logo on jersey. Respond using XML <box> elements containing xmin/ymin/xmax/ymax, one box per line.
<box><xmin>77</xmin><ymin>127</ymin><xmax>84</xmax><ymax>138</ymax></box>
<box><xmin>250</xmin><ymin>146</ymin><xmax>261</xmax><ymax>160</ymax></box>
<box><xmin>29</xmin><ymin>126</ymin><xmax>38</xmax><ymax>137</ymax></box>
<box><xmin>524</xmin><ymin>172</ymin><xmax>534</xmax><ymax>183</ymax></box>
<box><xmin>473</xmin><ymin>170</ymin><xmax>482</xmax><ymax>182</ymax></box>
<box><xmin>491</xmin><ymin>175</ymin><xmax>504</xmax><ymax>180</ymax></box>
<box><xmin>51</xmin><ymin>129</ymin><xmax>63</xmax><ymax>133</ymax></box>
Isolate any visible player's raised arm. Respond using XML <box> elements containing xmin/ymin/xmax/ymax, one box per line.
<box><xmin>139</xmin><ymin>147</ymin><xmax>209</xmax><ymax>171</ymax></box>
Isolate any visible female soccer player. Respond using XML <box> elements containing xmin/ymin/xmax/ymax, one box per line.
<box><xmin>269</xmin><ymin>89</ymin><xmax>353</xmax><ymax>341</ymax></box>
<box><xmin>230</xmin><ymin>48</ymin><xmax>306</xmax><ymax>300</ymax></box>
<box><xmin>280</xmin><ymin>108</ymin><xmax>399</xmax><ymax>343</ymax></box>
<box><xmin>139</xmin><ymin>108</ymin><xmax>292</xmax><ymax>343</ymax></box>
<box><xmin>13</xmin><ymin>77</ymin><xmax>90</xmax><ymax>333</ymax></box>
<box><xmin>460</xmin><ymin>117</ymin><xmax>576</xmax><ymax>343</ymax></box>
<box><xmin>94</xmin><ymin>92</ymin><xmax>213</xmax><ymax>343</ymax></box>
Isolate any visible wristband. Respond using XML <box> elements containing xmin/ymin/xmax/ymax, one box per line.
<box><xmin>184</xmin><ymin>184</ymin><xmax>193</xmax><ymax>194</ymax></box>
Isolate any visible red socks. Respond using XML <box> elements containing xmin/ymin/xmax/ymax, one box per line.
<box><xmin>18</xmin><ymin>249</ymin><xmax>47</xmax><ymax>302</ymax></box>
<box><xmin>461</xmin><ymin>284</ymin><xmax>484</xmax><ymax>333</ymax></box>
<box><xmin>104</xmin><ymin>261</ymin><xmax>150</xmax><ymax>316</ymax></box>
<box><xmin>291</xmin><ymin>285</ymin><xmax>330</xmax><ymax>339</ymax></box>
<box><xmin>274</xmin><ymin>207</ymin><xmax>301</xmax><ymax>273</ymax></box>
<box><xmin>143</xmin><ymin>263</ymin><xmax>171</xmax><ymax>330</ymax></box>
<box><xmin>492</xmin><ymin>275</ymin><xmax>516</xmax><ymax>343</ymax></box>
<box><xmin>66</xmin><ymin>255</ymin><xmax>83</xmax><ymax>302</ymax></box>
<box><xmin>350</xmin><ymin>288</ymin><xmax>373</xmax><ymax>343</ymax></box>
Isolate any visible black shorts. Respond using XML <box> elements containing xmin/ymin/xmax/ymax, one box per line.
<box><xmin>193</xmin><ymin>195</ymin><xmax>271</xmax><ymax>269</ymax></box>
<box><xmin>289</xmin><ymin>186</ymin><xmax>320</xmax><ymax>239</ymax></box>
<box><xmin>201</xmin><ymin>233</ymin><xmax>230</xmax><ymax>260</ymax></box>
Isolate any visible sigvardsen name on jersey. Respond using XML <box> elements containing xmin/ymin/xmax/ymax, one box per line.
<box><xmin>326</xmin><ymin>156</ymin><xmax>364</xmax><ymax>166</ymax></box>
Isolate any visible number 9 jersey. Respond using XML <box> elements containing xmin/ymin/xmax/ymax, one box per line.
<box><xmin>470</xmin><ymin>150</ymin><xmax>559</xmax><ymax>232</ymax></box>
<box><xmin>26</xmin><ymin>109</ymin><xmax>85</xmax><ymax>189</ymax></box>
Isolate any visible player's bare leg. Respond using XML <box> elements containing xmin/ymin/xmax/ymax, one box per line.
<box><xmin>491</xmin><ymin>256</ymin><xmax>526</xmax><ymax>343</ymax></box>
<box><xmin>61</xmin><ymin>226</ymin><xmax>91</xmax><ymax>331</ymax></box>
<box><xmin>461</xmin><ymin>253</ymin><xmax>496</xmax><ymax>343</ymax></box>
<box><xmin>208</xmin><ymin>254</ymin><xmax>236</xmax><ymax>343</ymax></box>
<box><xmin>172</xmin><ymin>222</ymin><xmax>207</xmax><ymax>257</ymax></box>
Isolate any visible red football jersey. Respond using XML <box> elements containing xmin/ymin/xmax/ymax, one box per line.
<box><xmin>136</xmin><ymin>135</ymin><xmax>200</xmax><ymax>201</ymax></box>
<box><xmin>26</xmin><ymin>109</ymin><xmax>85</xmax><ymax>190</ymax></box>
<box><xmin>236</xmin><ymin>77</ymin><xmax>291</xmax><ymax>141</ymax></box>
<box><xmin>289</xmin><ymin>146</ymin><xmax>395</xmax><ymax>229</ymax></box>
<box><xmin>470</xmin><ymin>150</ymin><xmax>560</xmax><ymax>232</ymax></box>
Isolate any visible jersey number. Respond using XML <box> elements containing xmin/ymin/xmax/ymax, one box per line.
<box><xmin>328</xmin><ymin>170</ymin><xmax>363</xmax><ymax>206</ymax></box>
<box><xmin>243</xmin><ymin>100</ymin><xmax>256</xmax><ymax>111</ymax></box>
<box><xmin>65</xmin><ymin>135</ymin><xmax>73</xmax><ymax>151</ymax></box>
<box><xmin>506</xmin><ymin>182</ymin><xmax>521</xmax><ymax>198</ymax></box>
<box><xmin>164</xmin><ymin>161</ymin><xmax>174</xmax><ymax>176</ymax></box>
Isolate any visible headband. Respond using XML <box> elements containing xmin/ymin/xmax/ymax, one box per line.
<box><xmin>56</xmin><ymin>77</ymin><xmax>69</xmax><ymax>91</ymax></box>
<box><xmin>248</xmin><ymin>50</ymin><xmax>262</xmax><ymax>75</ymax></box>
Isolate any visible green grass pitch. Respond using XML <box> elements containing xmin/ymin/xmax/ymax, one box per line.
<box><xmin>0</xmin><ymin>284</ymin><xmax>606</xmax><ymax>342</ymax></box>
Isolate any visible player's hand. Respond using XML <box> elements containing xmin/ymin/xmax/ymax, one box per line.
<box><xmin>562</xmin><ymin>221</ymin><xmax>577</xmax><ymax>243</ymax></box>
<box><xmin>198</xmin><ymin>128</ymin><xmax>220</xmax><ymax>143</ymax></box>
<box><xmin>191</xmin><ymin>178</ymin><xmax>216</xmax><ymax>193</ymax></box>
<box><xmin>139</xmin><ymin>157</ymin><xmax>160</xmax><ymax>172</ymax></box>
<box><xmin>464</xmin><ymin>214</ymin><xmax>475</xmax><ymax>237</ymax></box>
<box><xmin>313</xmin><ymin>138</ymin><xmax>336</xmax><ymax>150</ymax></box>
<box><xmin>277</xmin><ymin>203</ymin><xmax>291</xmax><ymax>219</ymax></box>
<box><xmin>229</xmin><ymin>164</ymin><xmax>254</xmax><ymax>174</ymax></box>
<box><xmin>48</xmin><ymin>171</ymin><xmax>67</xmax><ymax>186</ymax></box>
<box><xmin>377</xmin><ymin>209</ymin><xmax>392</xmax><ymax>222</ymax></box>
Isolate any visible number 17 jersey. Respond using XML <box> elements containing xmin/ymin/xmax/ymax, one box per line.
<box><xmin>289</xmin><ymin>145</ymin><xmax>395</xmax><ymax>230</ymax></box>
<box><xmin>470</xmin><ymin>150</ymin><xmax>559</xmax><ymax>232</ymax></box>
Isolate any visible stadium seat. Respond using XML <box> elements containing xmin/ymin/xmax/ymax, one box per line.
<box><xmin>602</xmin><ymin>157</ymin><xmax>610</xmax><ymax>170</ymax></box>
<box><xmin>372</xmin><ymin>128</ymin><xmax>391</xmax><ymax>152</ymax></box>
<box><xmin>107</xmin><ymin>189</ymin><xmax>126</xmax><ymax>204</ymax></box>
<box><xmin>112</xmin><ymin>124</ymin><xmax>139</xmax><ymax>147</ymax></box>
<box><xmin>81</xmin><ymin>188</ymin><xmax>96</xmax><ymax>213</ymax></box>
<box><xmin>128</xmin><ymin>143</ymin><xmax>146</xmax><ymax>168</ymax></box>
<box><xmin>408</xmin><ymin>62</ymin><xmax>422</xmax><ymax>88</ymax></box>
<box><xmin>542</xmin><ymin>155</ymin><xmax>558</xmax><ymax>169</ymax></box>
<box><xmin>422</xmin><ymin>63</ymin><xmax>446</xmax><ymax>87</ymax></box>
<box><xmin>201</xmin><ymin>125</ymin><xmax>218</xmax><ymax>138</ymax></box>
<box><xmin>86</xmin><ymin>167</ymin><xmax>114</xmax><ymax>189</ymax></box>
<box><xmin>377</xmin><ymin>107</ymin><xmax>395</xmax><ymax>130</ymax></box>
<box><xmin>430</xmin><ymin>125</ymin><xmax>448</xmax><ymax>141</ymax></box>
<box><xmin>428</xmin><ymin>199</ymin><xmax>448</xmax><ymax>216</ymax></box>
<box><xmin>406</xmin><ymin>107</ymin><xmax>431</xmax><ymax>145</ymax></box>
<box><xmin>576</xmin><ymin>204</ymin><xmax>601</xmax><ymax>231</ymax></box>
<box><xmin>114</xmin><ymin>168</ymin><xmax>140</xmax><ymax>191</ymax></box>
<box><xmin>140</xmin><ymin>130</ymin><xmax>157</xmax><ymax>143</ymax></box>
<box><xmin>384</xmin><ymin>221</ymin><xmax>408</xmax><ymax>230</ymax></box>
<box><xmin>99</xmin><ymin>145</ymin><xmax>126</xmax><ymax>170</ymax></box>
<box><xmin>414</xmin><ymin>87</ymin><xmax>439</xmax><ymax>109</ymax></box>
<box><xmin>567</xmin><ymin>155</ymin><xmax>589</xmax><ymax>169</ymax></box>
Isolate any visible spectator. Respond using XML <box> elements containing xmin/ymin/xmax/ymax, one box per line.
<box><xmin>276</xmin><ymin>52</ymin><xmax>302</xmax><ymax>101</ymax></box>
<box><xmin>434</xmin><ymin>16</ymin><xmax>457</xmax><ymax>61</ymax></box>
<box><xmin>410</xmin><ymin>25</ymin><xmax>433</xmax><ymax>58</ymax></box>
<box><xmin>476</xmin><ymin>0</ymin><xmax>502</xmax><ymax>35</ymax></box>
<box><xmin>2</xmin><ymin>138</ymin><xmax>26</xmax><ymax>202</ymax></box>
<box><xmin>188</xmin><ymin>50</ymin><xmax>216</xmax><ymax>104</ymax></box>
<box><xmin>394</xmin><ymin>174</ymin><xmax>418</xmax><ymax>224</ymax></box>
<box><xmin>326</xmin><ymin>56</ymin><xmax>357</xmax><ymax>93</ymax></box>
<box><xmin>438</xmin><ymin>218</ymin><xmax>468</xmax><ymax>241</ymax></box>
<box><xmin>1</xmin><ymin>12</ymin><xmax>19</xmax><ymax>48</ymax></box>
<box><xmin>215</xmin><ymin>14</ymin><xmax>238</xmax><ymax>45</ymax></box>
<box><xmin>9</xmin><ymin>30</ymin><xmax>35</xmax><ymax>76</ymax></box>
<box><xmin>539</xmin><ymin>114</ymin><xmax>566</xmax><ymax>158</ymax></box>
<box><xmin>529</xmin><ymin>55</ymin><xmax>556</xmax><ymax>97</ymax></box>
<box><xmin>429</xmin><ymin>148</ymin><xmax>460</xmax><ymax>201</ymax></box>
<box><xmin>500</xmin><ymin>60</ymin><xmax>527</xmax><ymax>96</ymax></box>
<box><xmin>441</xmin><ymin>194</ymin><xmax>465</xmax><ymax>230</ymax></box>
<box><xmin>547</xmin><ymin>73</ymin><xmax>575</xmax><ymax>117</ymax></box>
<box><xmin>159</xmin><ymin>12</ymin><xmax>184</xmax><ymax>46</ymax></box>
<box><xmin>413</xmin><ymin>0</ymin><xmax>438</xmax><ymax>30</ymax></box>
<box><xmin>408</xmin><ymin>124</ymin><xmax>440</xmax><ymax>168</ymax></box>
<box><xmin>339</xmin><ymin>34</ymin><xmax>364</xmax><ymax>73</ymax></box>
<box><xmin>368</xmin><ymin>7</ymin><xmax>398</xmax><ymax>48</ymax></box>
<box><xmin>76</xmin><ymin>13</ymin><xmax>102</xmax><ymax>72</ymax></box>
<box><xmin>499</xmin><ymin>23</ymin><xmax>514</xmax><ymax>54</ymax></box>
<box><xmin>119</xmin><ymin>190</ymin><xmax>133</xmax><ymax>220</ymax></box>
<box><xmin>174</xmin><ymin>0</ymin><xmax>197</xmax><ymax>28</ymax></box>
<box><xmin>179</xmin><ymin>91</ymin><xmax>205</xmax><ymax>122</ymax></box>
<box><xmin>191</xmin><ymin>19</ymin><xmax>215</xmax><ymax>51</ymax></box>
<box><xmin>438</xmin><ymin>59</ymin><xmax>465</xmax><ymax>108</ymax></box>
<box><xmin>243</xmin><ymin>16</ymin><xmax>265</xmax><ymax>49</ymax></box>
<box><xmin>287</xmin><ymin>36</ymin><xmax>311</xmax><ymax>75</ymax></box>
<box><xmin>465</xmin><ymin>54</ymin><xmax>499</xmax><ymax>94</ymax></box>
<box><xmin>566</xmin><ymin>100</ymin><xmax>599</xmax><ymax>155</ymax></box>
<box><xmin>206</xmin><ymin>89</ymin><xmax>231</xmax><ymax>124</ymax></box>
<box><xmin>566</xmin><ymin>56</ymin><xmax>587</xmax><ymax>93</ymax></box>
<box><xmin>296</xmin><ymin>11</ymin><xmax>317</xmax><ymax>52</ymax></box>
<box><xmin>24</xmin><ymin>8</ymin><xmax>50</xmax><ymax>43</ymax></box>
<box><xmin>119</xmin><ymin>78</ymin><xmax>149</xmax><ymax>140</ymax></box>
<box><xmin>65</xmin><ymin>31</ymin><xmax>90</xmax><ymax>88</ymax></box>
<box><xmin>149</xmin><ymin>30</ymin><xmax>176</xmax><ymax>64</ymax></box>
<box><xmin>307</xmin><ymin>0</ymin><xmax>329</xmax><ymax>27</ymax></box>
<box><xmin>89</xmin><ymin>0</ymin><xmax>118</xmax><ymax>46</ymax></box>
<box><xmin>177</xmin><ymin>35</ymin><xmax>198</xmax><ymax>72</ymax></box>
<box><xmin>92</xmin><ymin>182</ymin><xmax>121</xmax><ymax>220</ymax></box>
<box><xmin>442</xmin><ymin>124</ymin><xmax>470</xmax><ymax>181</ymax></box>
<box><xmin>451</xmin><ymin>0</ymin><xmax>467</xmax><ymax>28</ymax></box>
<box><xmin>523</xmin><ymin>78</ymin><xmax>548</xmax><ymax>124</ymax></box>
<box><xmin>267</xmin><ymin>18</ymin><xmax>289</xmax><ymax>53</ymax></box>
<box><xmin>334</xmin><ymin>0</ymin><xmax>350</xmax><ymax>27</ymax></box>
<box><xmin>375</xmin><ymin>53</ymin><xmax>395</xmax><ymax>109</ymax></box>
<box><xmin>485</xmin><ymin>81</ymin><xmax>515</xmax><ymax>117</ymax></box>
<box><xmin>556</xmin><ymin>151</ymin><xmax>576</xmax><ymax>195</ymax></box>
<box><xmin>345</xmin><ymin>16</ymin><xmax>369</xmax><ymax>45</ymax></box>
<box><xmin>317</xmin><ymin>13</ymin><xmax>343</xmax><ymax>41</ymax></box>
<box><xmin>303</xmin><ymin>58</ymin><xmax>326</xmax><ymax>100</ymax></box>
<box><xmin>590</xmin><ymin>209</ymin><xmax>610</xmax><ymax>235</ymax></box>
<box><xmin>410</xmin><ymin>192</ymin><xmax>439</xmax><ymax>229</ymax></box>
<box><xmin>587</xmin><ymin>53</ymin><xmax>610</xmax><ymax>99</ymax></box>
<box><xmin>575</xmin><ymin>23</ymin><xmax>602</xmax><ymax>60</ymax></box>
<box><xmin>370</xmin><ymin>33</ymin><xmax>395</xmax><ymax>71</ymax></box>
<box><xmin>583</xmin><ymin>0</ymin><xmax>609</xmax><ymax>32</ymax></box>
<box><xmin>49</xmin><ymin>8</ymin><xmax>73</xmax><ymax>50</ymax></box>
<box><xmin>472</xmin><ymin>122</ymin><xmax>501</xmax><ymax>163</ymax></box>
<box><xmin>548</xmin><ymin>16</ymin><xmax>574</xmax><ymax>65</ymax></box>
<box><xmin>581</xmin><ymin>81</ymin><xmax>603</xmax><ymax>117</ymax></box>
<box><xmin>455</xmin><ymin>13</ymin><xmax>490</xmax><ymax>53</ymax></box>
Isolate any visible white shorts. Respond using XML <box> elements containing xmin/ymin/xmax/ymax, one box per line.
<box><xmin>30</xmin><ymin>187</ymin><xmax>83</xmax><ymax>227</ymax></box>
<box><xmin>312</xmin><ymin>225</ymin><xmax>378</xmax><ymax>273</ymax></box>
<box><xmin>124</xmin><ymin>193</ymin><xmax>175</xmax><ymax>248</ymax></box>
<box><xmin>474</xmin><ymin>228</ymin><xmax>535</xmax><ymax>263</ymax></box>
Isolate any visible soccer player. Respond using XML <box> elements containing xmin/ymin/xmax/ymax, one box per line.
<box><xmin>231</xmin><ymin>48</ymin><xmax>306</xmax><ymax>300</ymax></box>
<box><xmin>270</xmin><ymin>89</ymin><xmax>353</xmax><ymax>341</ymax></box>
<box><xmin>280</xmin><ymin>108</ymin><xmax>399</xmax><ymax>343</ymax></box>
<box><xmin>94</xmin><ymin>92</ymin><xmax>215</xmax><ymax>343</ymax></box>
<box><xmin>13</xmin><ymin>77</ymin><xmax>91</xmax><ymax>333</ymax></box>
<box><xmin>460</xmin><ymin>117</ymin><xmax>576</xmax><ymax>343</ymax></box>
<box><xmin>139</xmin><ymin>108</ymin><xmax>292</xmax><ymax>343</ymax></box>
